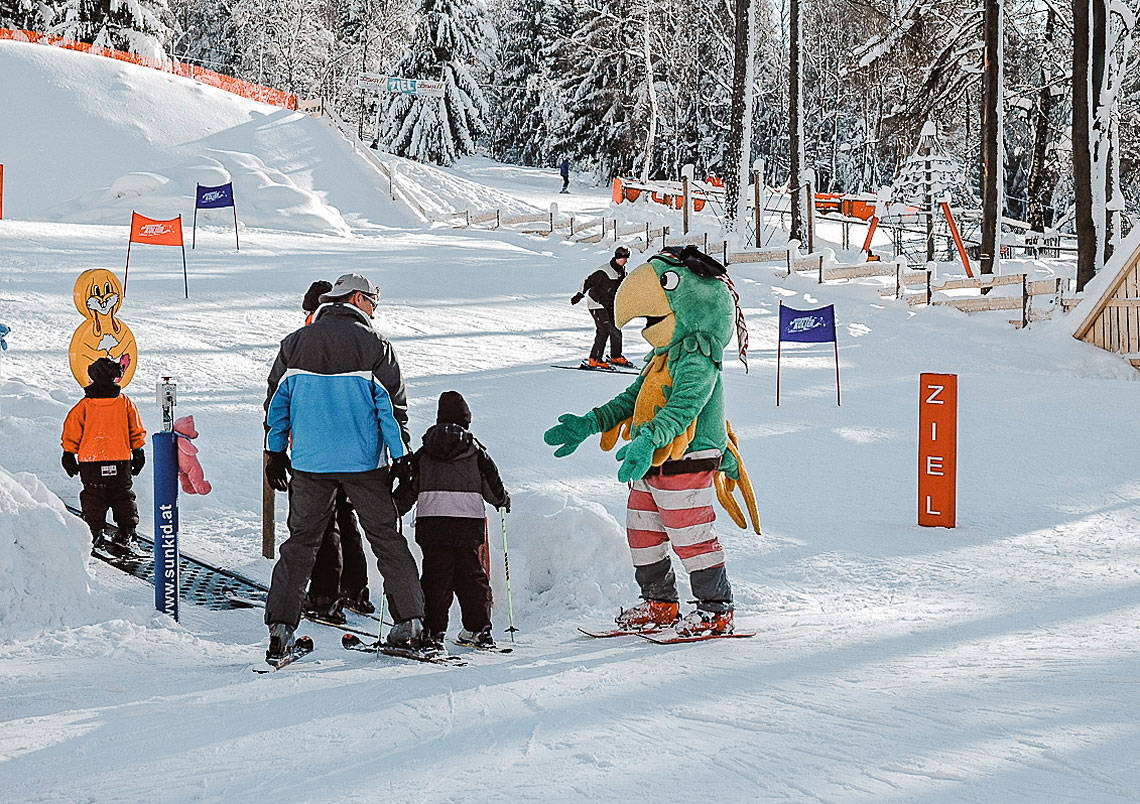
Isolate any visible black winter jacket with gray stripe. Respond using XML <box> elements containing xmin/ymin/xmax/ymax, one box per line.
<box><xmin>393</xmin><ymin>423</ymin><xmax>507</xmax><ymax>518</ymax></box>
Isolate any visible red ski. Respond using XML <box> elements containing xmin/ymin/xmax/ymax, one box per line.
<box><xmin>578</xmin><ymin>626</ymin><xmax>666</xmax><ymax>638</ymax></box>
<box><xmin>638</xmin><ymin>630</ymin><xmax>755</xmax><ymax>645</ymax></box>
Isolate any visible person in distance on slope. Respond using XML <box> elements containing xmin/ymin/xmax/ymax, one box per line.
<box><xmin>263</xmin><ymin>273</ymin><xmax>426</xmax><ymax>663</ymax></box>
<box><xmin>559</xmin><ymin>157</ymin><xmax>571</xmax><ymax>193</ymax></box>
<box><xmin>296</xmin><ymin>281</ymin><xmax>376</xmax><ymax>624</ymax></box>
<box><xmin>61</xmin><ymin>358</ymin><xmax>147</xmax><ymax>556</ymax></box>
<box><xmin>393</xmin><ymin>391</ymin><xmax>510</xmax><ymax>650</ymax></box>
<box><xmin>571</xmin><ymin>246</ymin><xmax>633</xmax><ymax>369</ymax></box>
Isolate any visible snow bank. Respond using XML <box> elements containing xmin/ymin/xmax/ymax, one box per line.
<box><xmin>0</xmin><ymin>40</ymin><xmax>412</xmax><ymax>231</ymax></box>
<box><xmin>0</xmin><ymin>463</ymin><xmax>121</xmax><ymax>642</ymax></box>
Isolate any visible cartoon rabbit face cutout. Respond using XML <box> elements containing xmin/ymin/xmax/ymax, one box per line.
<box><xmin>69</xmin><ymin>268</ymin><xmax>138</xmax><ymax>388</ymax></box>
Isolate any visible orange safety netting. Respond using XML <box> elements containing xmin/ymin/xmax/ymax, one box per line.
<box><xmin>0</xmin><ymin>27</ymin><xmax>297</xmax><ymax>110</ymax></box>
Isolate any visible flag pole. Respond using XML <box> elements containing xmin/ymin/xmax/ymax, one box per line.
<box><xmin>776</xmin><ymin>300</ymin><xmax>782</xmax><ymax>406</ymax></box>
<box><xmin>179</xmin><ymin>215</ymin><xmax>188</xmax><ymax>299</ymax></box>
<box><xmin>124</xmin><ymin>240</ymin><xmax>132</xmax><ymax>295</ymax></box>
<box><xmin>833</xmin><ymin>307</ymin><xmax>841</xmax><ymax>406</ymax></box>
<box><xmin>192</xmin><ymin>186</ymin><xmax>199</xmax><ymax>249</ymax></box>
<box><xmin>232</xmin><ymin>197</ymin><xmax>240</xmax><ymax>251</ymax></box>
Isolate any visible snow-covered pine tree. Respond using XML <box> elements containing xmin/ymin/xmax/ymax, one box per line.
<box><xmin>226</xmin><ymin>0</ymin><xmax>332</xmax><ymax>95</ymax></box>
<box><xmin>48</xmin><ymin>0</ymin><xmax>175</xmax><ymax>59</ymax></box>
<box><xmin>0</xmin><ymin>0</ymin><xmax>49</xmax><ymax>30</ymax></box>
<box><xmin>557</xmin><ymin>0</ymin><xmax>646</xmax><ymax>180</ymax></box>
<box><xmin>380</xmin><ymin>0</ymin><xmax>492</xmax><ymax>166</ymax></box>
<box><xmin>488</xmin><ymin>0</ymin><xmax>561</xmax><ymax>166</ymax></box>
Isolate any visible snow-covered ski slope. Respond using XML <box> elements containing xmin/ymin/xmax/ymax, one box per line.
<box><xmin>3</xmin><ymin>42</ymin><xmax>1140</xmax><ymax>803</ymax></box>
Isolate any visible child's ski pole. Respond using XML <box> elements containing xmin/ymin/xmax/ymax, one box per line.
<box><xmin>500</xmin><ymin>508</ymin><xmax>518</xmax><ymax>641</ymax></box>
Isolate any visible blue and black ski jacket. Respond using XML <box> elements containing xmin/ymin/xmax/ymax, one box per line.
<box><xmin>265</xmin><ymin>303</ymin><xmax>410</xmax><ymax>473</ymax></box>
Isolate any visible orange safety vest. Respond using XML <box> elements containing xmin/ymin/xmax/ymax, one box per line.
<box><xmin>61</xmin><ymin>395</ymin><xmax>147</xmax><ymax>462</ymax></box>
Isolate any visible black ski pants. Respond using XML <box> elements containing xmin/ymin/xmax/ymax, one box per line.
<box><xmin>307</xmin><ymin>486</ymin><xmax>369</xmax><ymax>600</ymax></box>
<box><xmin>590</xmin><ymin>307</ymin><xmax>623</xmax><ymax>362</ymax></box>
<box><xmin>416</xmin><ymin>516</ymin><xmax>491</xmax><ymax>635</ymax></box>
<box><xmin>80</xmin><ymin>479</ymin><xmax>139</xmax><ymax>539</ymax></box>
<box><xmin>265</xmin><ymin>468</ymin><xmax>424</xmax><ymax>629</ymax></box>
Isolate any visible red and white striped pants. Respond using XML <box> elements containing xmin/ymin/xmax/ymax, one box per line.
<box><xmin>626</xmin><ymin>467</ymin><xmax>725</xmax><ymax>573</ymax></box>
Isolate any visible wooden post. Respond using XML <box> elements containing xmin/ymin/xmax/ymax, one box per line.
<box><xmin>926</xmin><ymin>270</ymin><xmax>933</xmax><ymax>305</ymax></box>
<box><xmin>842</xmin><ymin>220</ymin><xmax>850</xmax><ymax>251</ymax></box>
<box><xmin>495</xmin><ymin>209</ymin><xmax>500</xmax><ymax>229</ymax></box>
<box><xmin>570</xmin><ymin>216</ymin><xmax>575</xmax><ymax>236</ymax></box>
<box><xmin>613</xmin><ymin>218</ymin><xmax>618</xmax><ymax>244</ymax></box>
<box><xmin>1021</xmin><ymin>275</ymin><xmax>1029</xmax><ymax>328</ymax></box>
<box><xmin>806</xmin><ymin>174</ymin><xmax>815</xmax><ymax>253</ymax></box>
<box><xmin>662</xmin><ymin>226</ymin><xmax>669</xmax><ymax>250</ymax></box>
<box><xmin>646</xmin><ymin>221</ymin><xmax>650</xmax><ymax>249</ymax></box>
<box><xmin>682</xmin><ymin>175</ymin><xmax>691</xmax><ymax>235</ymax></box>
<box><xmin>818</xmin><ymin>254</ymin><xmax>824</xmax><ymax>283</ymax></box>
<box><xmin>723</xmin><ymin>240</ymin><xmax>729</xmax><ymax>266</ymax></box>
<box><xmin>262</xmin><ymin>453</ymin><xmax>275</xmax><ymax>559</ymax></box>
<box><xmin>752</xmin><ymin>170</ymin><xmax>761</xmax><ymax>247</ymax></box>
<box><xmin>550</xmin><ymin>211</ymin><xmax>555</xmax><ymax>234</ymax></box>
<box><xmin>703</xmin><ymin>232</ymin><xmax>708</xmax><ymax>253</ymax></box>
<box><xmin>464</xmin><ymin>210</ymin><xmax>470</xmax><ymax>227</ymax></box>
<box><xmin>895</xmin><ymin>263</ymin><xmax>902</xmax><ymax>300</ymax></box>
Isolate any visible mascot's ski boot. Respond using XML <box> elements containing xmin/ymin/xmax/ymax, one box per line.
<box><xmin>673</xmin><ymin>609</ymin><xmax>734</xmax><ymax>638</ymax></box>
<box><xmin>614</xmin><ymin>599</ymin><xmax>680</xmax><ymax>631</ymax></box>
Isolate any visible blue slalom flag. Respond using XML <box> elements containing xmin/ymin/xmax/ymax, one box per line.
<box><xmin>195</xmin><ymin>182</ymin><xmax>234</xmax><ymax>209</ymax></box>
<box><xmin>779</xmin><ymin>304</ymin><xmax>837</xmax><ymax>344</ymax></box>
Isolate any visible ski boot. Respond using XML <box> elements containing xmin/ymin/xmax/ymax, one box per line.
<box><xmin>673</xmin><ymin>609</ymin><xmax>734</xmax><ymax>638</ymax></box>
<box><xmin>341</xmin><ymin>588</ymin><xmax>376</xmax><ymax>616</ymax></box>
<box><xmin>385</xmin><ymin>617</ymin><xmax>426</xmax><ymax>651</ymax></box>
<box><xmin>303</xmin><ymin>594</ymin><xmax>347</xmax><ymax>626</ymax></box>
<box><xmin>423</xmin><ymin>630</ymin><xmax>446</xmax><ymax>652</ymax></box>
<box><xmin>456</xmin><ymin>625</ymin><xmax>496</xmax><ymax>649</ymax></box>
<box><xmin>266</xmin><ymin>623</ymin><xmax>296</xmax><ymax>664</ymax></box>
<box><xmin>107</xmin><ymin>529</ymin><xmax>143</xmax><ymax>558</ymax></box>
<box><xmin>608</xmin><ymin>356</ymin><xmax>635</xmax><ymax>368</ymax></box>
<box><xmin>614</xmin><ymin>599</ymin><xmax>680</xmax><ymax>631</ymax></box>
<box><xmin>586</xmin><ymin>358</ymin><xmax>610</xmax><ymax>369</ymax></box>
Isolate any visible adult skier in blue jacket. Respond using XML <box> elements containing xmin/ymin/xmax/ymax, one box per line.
<box><xmin>262</xmin><ymin>273</ymin><xmax>426</xmax><ymax>663</ymax></box>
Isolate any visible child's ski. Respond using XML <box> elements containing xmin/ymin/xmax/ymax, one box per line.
<box><xmin>450</xmin><ymin>639</ymin><xmax>514</xmax><ymax>654</ymax></box>
<box><xmin>341</xmin><ymin>633</ymin><xmax>467</xmax><ymax>666</ymax></box>
<box><xmin>637</xmin><ymin>630</ymin><xmax>756</xmax><ymax>645</ymax></box>
<box><xmin>551</xmin><ymin>364</ymin><xmax>640</xmax><ymax>376</ymax></box>
<box><xmin>253</xmin><ymin>635</ymin><xmax>315</xmax><ymax>673</ymax></box>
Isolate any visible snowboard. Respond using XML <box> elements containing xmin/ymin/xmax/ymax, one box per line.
<box><xmin>638</xmin><ymin>630</ymin><xmax>756</xmax><ymax>645</ymax></box>
<box><xmin>253</xmin><ymin>635</ymin><xmax>315</xmax><ymax>673</ymax></box>
<box><xmin>341</xmin><ymin>633</ymin><xmax>467</xmax><ymax>666</ymax></box>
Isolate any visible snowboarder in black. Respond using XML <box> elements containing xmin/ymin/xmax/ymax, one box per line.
<box><xmin>393</xmin><ymin>391</ymin><xmax>509</xmax><ymax>649</ymax></box>
<box><xmin>571</xmin><ymin>246</ymin><xmax>633</xmax><ymax>368</ymax></box>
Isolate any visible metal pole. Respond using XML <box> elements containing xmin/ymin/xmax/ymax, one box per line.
<box><xmin>682</xmin><ymin>175</ymin><xmax>690</xmax><ymax>235</ymax></box>
<box><xmin>500</xmin><ymin>509</ymin><xmax>518</xmax><ymax>641</ymax></box>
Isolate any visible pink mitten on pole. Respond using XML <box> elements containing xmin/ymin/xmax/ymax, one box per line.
<box><xmin>173</xmin><ymin>415</ymin><xmax>212</xmax><ymax>495</ymax></box>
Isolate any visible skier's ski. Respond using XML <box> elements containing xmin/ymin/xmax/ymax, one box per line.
<box><xmin>223</xmin><ymin>591</ymin><xmax>381</xmax><ymax>637</ymax></box>
<box><xmin>341</xmin><ymin>633</ymin><xmax>467</xmax><ymax>666</ymax></box>
<box><xmin>578</xmin><ymin>626</ymin><xmax>666</xmax><ymax>638</ymax></box>
<box><xmin>637</xmin><ymin>630</ymin><xmax>756</xmax><ymax>645</ymax></box>
<box><xmin>551</xmin><ymin>364</ymin><xmax>640</xmax><ymax>376</ymax></box>
<box><xmin>253</xmin><ymin>635</ymin><xmax>315</xmax><ymax>673</ymax></box>
<box><xmin>450</xmin><ymin>639</ymin><xmax>514</xmax><ymax>654</ymax></box>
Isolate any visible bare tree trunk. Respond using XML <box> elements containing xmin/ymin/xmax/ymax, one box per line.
<box><xmin>788</xmin><ymin>0</ymin><xmax>805</xmax><ymax>243</ymax></box>
<box><xmin>639</xmin><ymin>4</ymin><xmax>658</xmax><ymax>183</ymax></box>
<box><xmin>724</xmin><ymin>0</ymin><xmax>751</xmax><ymax>231</ymax></box>
<box><xmin>1026</xmin><ymin>8</ymin><xmax>1055</xmax><ymax>233</ymax></box>
<box><xmin>979</xmin><ymin>0</ymin><xmax>1003</xmax><ymax>276</ymax></box>
<box><xmin>1073</xmin><ymin>0</ymin><xmax>1098</xmax><ymax>291</ymax></box>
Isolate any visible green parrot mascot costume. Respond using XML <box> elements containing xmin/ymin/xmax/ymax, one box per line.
<box><xmin>544</xmin><ymin>246</ymin><xmax>761</xmax><ymax>638</ymax></box>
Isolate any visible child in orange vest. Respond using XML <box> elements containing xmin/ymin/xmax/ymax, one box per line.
<box><xmin>61</xmin><ymin>358</ymin><xmax>147</xmax><ymax>555</ymax></box>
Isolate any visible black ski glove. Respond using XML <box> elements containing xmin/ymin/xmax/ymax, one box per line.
<box><xmin>61</xmin><ymin>451</ymin><xmax>79</xmax><ymax>477</ymax></box>
<box><xmin>388</xmin><ymin>454</ymin><xmax>414</xmax><ymax>488</ymax></box>
<box><xmin>500</xmin><ymin>491</ymin><xmax>511</xmax><ymax>514</ymax></box>
<box><xmin>265</xmin><ymin>450</ymin><xmax>291</xmax><ymax>492</ymax></box>
<box><xmin>130</xmin><ymin>448</ymin><xmax>146</xmax><ymax>476</ymax></box>
<box><xmin>570</xmin><ymin>293</ymin><xmax>584</xmax><ymax>305</ymax></box>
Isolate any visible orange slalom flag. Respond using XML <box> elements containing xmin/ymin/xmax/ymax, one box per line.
<box><xmin>129</xmin><ymin>212</ymin><xmax>184</xmax><ymax>247</ymax></box>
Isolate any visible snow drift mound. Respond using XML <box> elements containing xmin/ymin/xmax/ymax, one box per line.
<box><xmin>0</xmin><ymin>463</ymin><xmax>122</xmax><ymax>641</ymax></box>
<box><xmin>0</xmin><ymin>40</ymin><xmax>414</xmax><ymax>231</ymax></box>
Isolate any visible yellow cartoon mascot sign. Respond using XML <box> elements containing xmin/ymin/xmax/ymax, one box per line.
<box><xmin>69</xmin><ymin>269</ymin><xmax>138</xmax><ymax>388</ymax></box>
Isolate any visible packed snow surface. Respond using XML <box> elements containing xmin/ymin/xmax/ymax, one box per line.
<box><xmin>3</xmin><ymin>40</ymin><xmax>1140</xmax><ymax>804</ymax></box>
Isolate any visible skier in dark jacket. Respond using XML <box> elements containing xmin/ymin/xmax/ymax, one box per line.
<box><xmin>263</xmin><ymin>272</ymin><xmax>425</xmax><ymax>664</ymax></box>
<box><xmin>571</xmin><ymin>246</ymin><xmax>632</xmax><ymax>368</ymax></box>
<box><xmin>393</xmin><ymin>391</ymin><xmax>509</xmax><ymax>649</ymax></box>
<box><xmin>560</xmin><ymin>158</ymin><xmax>570</xmax><ymax>193</ymax></box>
<box><xmin>296</xmin><ymin>280</ymin><xmax>375</xmax><ymax>624</ymax></box>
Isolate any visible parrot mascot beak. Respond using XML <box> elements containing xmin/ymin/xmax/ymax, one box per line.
<box><xmin>615</xmin><ymin>262</ymin><xmax>675</xmax><ymax>348</ymax></box>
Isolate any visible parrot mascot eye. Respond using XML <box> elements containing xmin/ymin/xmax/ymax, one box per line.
<box><xmin>660</xmin><ymin>271</ymin><xmax>680</xmax><ymax>291</ymax></box>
